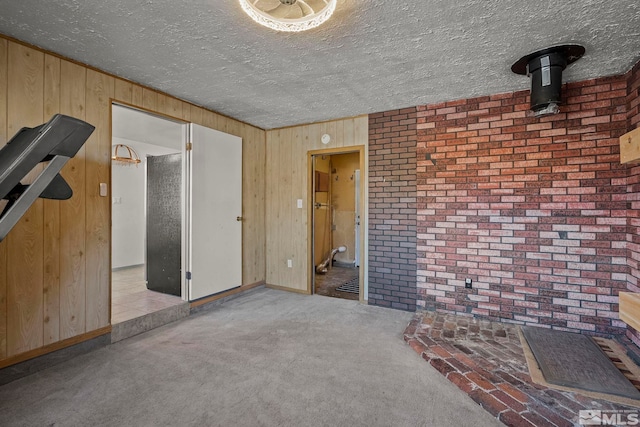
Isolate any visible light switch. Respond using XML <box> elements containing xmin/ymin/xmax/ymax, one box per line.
<box><xmin>99</xmin><ymin>183</ymin><xmax>108</xmax><ymax>197</ymax></box>
<box><xmin>297</xmin><ymin>199</ymin><xmax>303</xmax><ymax>209</ymax></box>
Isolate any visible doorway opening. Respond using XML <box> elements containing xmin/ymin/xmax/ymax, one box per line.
<box><xmin>311</xmin><ymin>150</ymin><xmax>363</xmax><ymax>301</ymax></box>
<box><xmin>110</xmin><ymin>104</ymin><xmax>187</xmax><ymax>325</ymax></box>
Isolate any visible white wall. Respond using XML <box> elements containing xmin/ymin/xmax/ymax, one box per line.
<box><xmin>111</xmin><ymin>137</ymin><xmax>180</xmax><ymax>269</ymax></box>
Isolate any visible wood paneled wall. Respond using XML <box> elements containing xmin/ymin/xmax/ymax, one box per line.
<box><xmin>0</xmin><ymin>35</ymin><xmax>266</xmax><ymax>364</ymax></box>
<box><xmin>265</xmin><ymin>117</ymin><xmax>368</xmax><ymax>292</ymax></box>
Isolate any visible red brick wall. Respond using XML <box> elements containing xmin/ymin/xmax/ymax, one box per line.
<box><xmin>626</xmin><ymin>61</ymin><xmax>640</xmax><ymax>345</ymax></box>
<box><xmin>415</xmin><ymin>75</ymin><xmax>629</xmax><ymax>334</ymax></box>
<box><xmin>368</xmin><ymin>108</ymin><xmax>418</xmax><ymax>311</ymax></box>
<box><xmin>629</xmin><ymin>61</ymin><xmax>640</xmax><ymax>129</ymax></box>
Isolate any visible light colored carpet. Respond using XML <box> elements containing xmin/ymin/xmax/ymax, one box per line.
<box><xmin>0</xmin><ymin>288</ymin><xmax>501</xmax><ymax>426</ymax></box>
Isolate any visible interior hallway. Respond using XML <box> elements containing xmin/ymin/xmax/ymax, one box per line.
<box><xmin>111</xmin><ymin>266</ymin><xmax>183</xmax><ymax>324</ymax></box>
<box><xmin>0</xmin><ymin>288</ymin><xmax>500</xmax><ymax>426</ymax></box>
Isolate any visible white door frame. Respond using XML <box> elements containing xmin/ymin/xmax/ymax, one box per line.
<box><xmin>354</xmin><ymin>169</ymin><xmax>361</xmax><ymax>268</ymax></box>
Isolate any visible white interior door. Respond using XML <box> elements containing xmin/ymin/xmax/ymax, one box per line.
<box><xmin>188</xmin><ymin>124</ymin><xmax>242</xmax><ymax>300</ymax></box>
<box><xmin>354</xmin><ymin>169</ymin><xmax>361</xmax><ymax>267</ymax></box>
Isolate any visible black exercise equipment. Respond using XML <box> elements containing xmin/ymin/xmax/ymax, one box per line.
<box><xmin>0</xmin><ymin>114</ymin><xmax>95</xmax><ymax>242</ymax></box>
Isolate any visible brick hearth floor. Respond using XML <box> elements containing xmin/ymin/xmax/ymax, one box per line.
<box><xmin>403</xmin><ymin>312</ymin><xmax>638</xmax><ymax>426</ymax></box>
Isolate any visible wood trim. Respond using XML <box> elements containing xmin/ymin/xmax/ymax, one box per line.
<box><xmin>620</xmin><ymin>292</ymin><xmax>640</xmax><ymax>332</ymax></box>
<box><xmin>0</xmin><ymin>33</ymin><xmax>264</xmax><ymax>131</ymax></box>
<box><xmin>358</xmin><ymin>147</ymin><xmax>366</xmax><ymax>304</ymax></box>
<box><xmin>0</xmin><ymin>326</ymin><xmax>111</xmax><ymax>369</ymax></box>
<box><xmin>307</xmin><ymin>146</ymin><xmax>366</xmax><ymax>301</ymax></box>
<box><xmin>308</xmin><ymin>146</ymin><xmax>362</xmax><ymax>157</ymax></box>
<box><xmin>620</xmin><ymin>127</ymin><xmax>640</xmax><ymax>164</ymax></box>
<box><xmin>111</xmin><ymin>100</ymin><xmax>188</xmax><ymax>126</ymax></box>
<box><xmin>189</xmin><ymin>281</ymin><xmax>265</xmax><ymax>308</ymax></box>
<box><xmin>307</xmin><ymin>153</ymin><xmax>314</xmax><ymax>294</ymax></box>
<box><xmin>266</xmin><ymin>283</ymin><xmax>311</xmax><ymax>295</ymax></box>
<box><xmin>269</xmin><ymin>114</ymin><xmax>368</xmax><ymax>132</ymax></box>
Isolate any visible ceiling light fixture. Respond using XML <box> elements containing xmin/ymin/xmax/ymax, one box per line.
<box><xmin>112</xmin><ymin>144</ymin><xmax>141</xmax><ymax>167</ymax></box>
<box><xmin>239</xmin><ymin>0</ymin><xmax>337</xmax><ymax>32</ymax></box>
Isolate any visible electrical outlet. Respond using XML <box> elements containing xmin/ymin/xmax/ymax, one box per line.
<box><xmin>287</xmin><ymin>259</ymin><xmax>293</xmax><ymax>268</ymax></box>
<box><xmin>465</xmin><ymin>278</ymin><xmax>472</xmax><ymax>289</ymax></box>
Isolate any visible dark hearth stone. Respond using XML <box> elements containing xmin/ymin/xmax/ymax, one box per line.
<box><xmin>522</xmin><ymin>326</ymin><xmax>640</xmax><ymax>399</ymax></box>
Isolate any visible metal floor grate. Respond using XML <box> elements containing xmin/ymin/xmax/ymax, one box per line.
<box><xmin>335</xmin><ymin>277</ymin><xmax>359</xmax><ymax>294</ymax></box>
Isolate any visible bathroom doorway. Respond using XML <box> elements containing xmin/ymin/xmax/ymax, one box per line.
<box><xmin>310</xmin><ymin>149</ymin><xmax>363</xmax><ymax>301</ymax></box>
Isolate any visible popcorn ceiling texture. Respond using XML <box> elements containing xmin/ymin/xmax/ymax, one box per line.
<box><xmin>0</xmin><ymin>1</ymin><xmax>639</xmax><ymax>129</ymax></box>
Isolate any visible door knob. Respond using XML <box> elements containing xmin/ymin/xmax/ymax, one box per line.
<box><xmin>236</xmin><ymin>216</ymin><xmax>243</xmax><ymax>222</ymax></box>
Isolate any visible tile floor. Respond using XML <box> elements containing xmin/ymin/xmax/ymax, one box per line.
<box><xmin>111</xmin><ymin>265</ymin><xmax>184</xmax><ymax>324</ymax></box>
<box><xmin>404</xmin><ymin>311</ymin><xmax>638</xmax><ymax>426</ymax></box>
<box><xmin>314</xmin><ymin>265</ymin><xmax>359</xmax><ymax>301</ymax></box>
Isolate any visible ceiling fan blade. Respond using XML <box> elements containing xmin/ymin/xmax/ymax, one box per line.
<box><xmin>297</xmin><ymin>0</ymin><xmax>315</xmax><ymax>17</ymax></box>
<box><xmin>268</xmin><ymin>4</ymin><xmax>303</xmax><ymax>19</ymax></box>
<box><xmin>254</xmin><ymin>0</ymin><xmax>282</xmax><ymax>11</ymax></box>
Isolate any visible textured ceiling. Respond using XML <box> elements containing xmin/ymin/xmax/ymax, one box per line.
<box><xmin>0</xmin><ymin>1</ymin><xmax>639</xmax><ymax>129</ymax></box>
